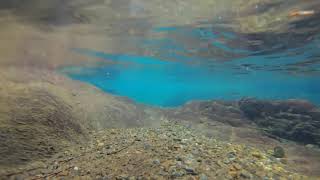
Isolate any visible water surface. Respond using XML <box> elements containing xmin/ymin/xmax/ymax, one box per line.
<box><xmin>61</xmin><ymin>26</ymin><xmax>320</xmax><ymax>107</ymax></box>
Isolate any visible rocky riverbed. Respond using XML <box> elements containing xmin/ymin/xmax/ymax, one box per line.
<box><xmin>167</xmin><ymin>98</ymin><xmax>320</xmax><ymax>146</ymax></box>
<box><xmin>0</xmin><ymin>121</ymin><xmax>310</xmax><ymax>179</ymax></box>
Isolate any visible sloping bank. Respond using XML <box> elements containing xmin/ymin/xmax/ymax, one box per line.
<box><xmin>0</xmin><ymin>66</ymin><xmax>156</xmax><ymax>175</ymax></box>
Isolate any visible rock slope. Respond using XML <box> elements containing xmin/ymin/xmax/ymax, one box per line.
<box><xmin>167</xmin><ymin>98</ymin><xmax>320</xmax><ymax>146</ymax></box>
<box><xmin>0</xmin><ymin>67</ymin><xmax>153</xmax><ymax>170</ymax></box>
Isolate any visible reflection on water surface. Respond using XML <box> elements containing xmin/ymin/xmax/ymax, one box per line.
<box><xmin>61</xmin><ymin>22</ymin><xmax>320</xmax><ymax>106</ymax></box>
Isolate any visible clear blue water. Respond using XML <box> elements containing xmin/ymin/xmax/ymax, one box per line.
<box><xmin>61</xmin><ymin>26</ymin><xmax>320</xmax><ymax>107</ymax></box>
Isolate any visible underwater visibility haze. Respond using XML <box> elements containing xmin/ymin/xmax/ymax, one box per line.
<box><xmin>1</xmin><ymin>0</ymin><xmax>320</xmax><ymax>179</ymax></box>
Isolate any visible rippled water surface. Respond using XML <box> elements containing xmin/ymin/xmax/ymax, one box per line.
<box><xmin>61</xmin><ymin>24</ymin><xmax>320</xmax><ymax>107</ymax></box>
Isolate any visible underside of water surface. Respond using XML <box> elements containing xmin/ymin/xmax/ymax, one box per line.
<box><xmin>1</xmin><ymin>0</ymin><xmax>320</xmax><ymax>179</ymax></box>
<box><xmin>61</xmin><ymin>26</ymin><xmax>320</xmax><ymax>107</ymax></box>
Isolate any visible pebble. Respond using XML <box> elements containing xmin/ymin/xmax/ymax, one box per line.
<box><xmin>175</xmin><ymin>156</ymin><xmax>183</xmax><ymax>161</ymax></box>
<box><xmin>98</xmin><ymin>143</ymin><xmax>105</xmax><ymax>147</ymax></box>
<box><xmin>199</xmin><ymin>174</ymin><xmax>208</xmax><ymax>180</ymax></box>
<box><xmin>240</xmin><ymin>170</ymin><xmax>252</xmax><ymax>179</ymax></box>
<box><xmin>176</xmin><ymin>161</ymin><xmax>183</xmax><ymax>168</ymax></box>
<box><xmin>143</xmin><ymin>143</ymin><xmax>151</xmax><ymax>150</ymax></box>
<box><xmin>227</xmin><ymin>152</ymin><xmax>237</xmax><ymax>161</ymax></box>
<box><xmin>273</xmin><ymin>146</ymin><xmax>285</xmax><ymax>158</ymax></box>
<box><xmin>233</xmin><ymin>163</ymin><xmax>242</xmax><ymax>170</ymax></box>
<box><xmin>52</xmin><ymin>161</ymin><xmax>59</xmax><ymax>170</ymax></box>
<box><xmin>116</xmin><ymin>175</ymin><xmax>129</xmax><ymax>180</ymax></box>
<box><xmin>171</xmin><ymin>169</ymin><xmax>185</xmax><ymax>177</ymax></box>
<box><xmin>153</xmin><ymin>159</ymin><xmax>160</xmax><ymax>165</ymax></box>
<box><xmin>252</xmin><ymin>151</ymin><xmax>263</xmax><ymax>159</ymax></box>
<box><xmin>184</xmin><ymin>166</ymin><xmax>198</xmax><ymax>175</ymax></box>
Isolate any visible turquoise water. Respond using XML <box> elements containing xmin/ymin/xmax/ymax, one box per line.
<box><xmin>62</xmin><ymin>26</ymin><xmax>320</xmax><ymax>107</ymax></box>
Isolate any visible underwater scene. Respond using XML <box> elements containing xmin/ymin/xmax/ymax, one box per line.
<box><xmin>1</xmin><ymin>0</ymin><xmax>320</xmax><ymax>179</ymax></box>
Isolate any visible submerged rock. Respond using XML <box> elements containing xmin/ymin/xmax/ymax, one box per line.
<box><xmin>184</xmin><ymin>166</ymin><xmax>198</xmax><ymax>175</ymax></box>
<box><xmin>199</xmin><ymin>174</ymin><xmax>208</xmax><ymax>180</ymax></box>
<box><xmin>273</xmin><ymin>146</ymin><xmax>285</xmax><ymax>158</ymax></box>
<box><xmin>169</xmin><ymin>98</ymin><xmax>320</xmax><ymax>146</ymax></box>
<box><xmin>238</xmin><ymin>98</ymin><xmax>320</xmax><ymax>146</ymax></box>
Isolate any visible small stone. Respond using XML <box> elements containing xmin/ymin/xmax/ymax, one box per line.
<box><xmin>227</xmin><ymin>152</ymin><xmax>237</xmax><ymax>161</ymax></box>
<box><xmin>74</xmin><ymin>166</ymin><xmax>79</xmax><ymax>171</ymax></box>
<box><xmin>143</xmin><ymin>143</ymin><xmax>151</xmax><ymax>150</ymax></box>
<box><xmin>240</xmin><ymin>170</ymin><xmax>252</xmax><ymax>179</ymax></box>
<box><xmin>158</xmin><ymin>169</ymin><xmax>167</xmax><ymax>176</ymax></box>
<box><xmin>98</xmin><ymin>143</ymin><xmax>104</xmax><ymax>147</ymax></box>
<box><xmin>171</xmin><ymin>170</ymin><xmax>185</xmax><ymax>177</ymax></box>
<box><xmin>280</xmin><ymin>158</ymin><xmax>288</xmax><ymax>164</ymax></box>
<box><xmin>153</xmin><ymin>159</ymin><xmax>160</xmax><ymax>165</ymax></box>
<box><xmin>273</xmin><ymin>146</ymin><xmax>285</xmax><ymax>158</ymax></box>
<box><xmin>229</xmin><ymin>170</ymin><xmax>238</xmax><ymax>178</ymax></box>
<box><xmin>224</xmin><ymin>159</ymin><xmax>231</xmax><ymax>164</ymax></box>
<box><xmin>12</xmin><ymin>175</ymin><xmax>24</xmax><ymax>180</ymax></box>
<box><xmin>168</xmin><ymin>165</ymin><xmax>176</xmax><ymax>172</ymax></box>
<box><xmin>233</xmin><ymin>163</ymin><xmax>242</xmax><ymax>170</ymax></box>
<box><xmin>273</xmin><ymin>165</ymin><xmax>284</xmax><ymax>173</ymax></box>
<box><xmin>52</xmin><ymin>162</ymin><xmax>59</xmax><ymax>170</ymax></box>
<box><xmin>59</xmin><ymin>170</ymin><xmax>69</xmax><ymax>176</ymax></box>
<box><xmin>181</xmin><ymin>139</ymin><xmax>189</xmax><ymax>145</ymax></box>
<box><xmin>199</xmin><ymin>174</ymin><xmax>208</xmax><ymax>180</ymax></box>
<box><xmin>116</xmin><ymin>175</ymin><xmax>129</xmax><ymax>180</ymax></box>
<box><xmin>175</xmin><ymin>156</ymin><xmax>183</xmax><ymax>161</ymax></box>
<box><xmin>217</xmin><ymin>160</ymin><xmax>225</xmax><ymax>167</ymax></box>
<box><xmin>252</xmin><ymin>151</ymin><xmax>263</xmax><ymax>159</ymax></box>
<box><xmin>184</xmin><ymin>166</ymin><xmax>198</xmax><ymax>175</ymax></box>
<box><xmin>176</xmin><ymin>161</ymin><xmax>183</xmax><ymax>168</ymax></box>
<box><xmin>192</xmin><ymin>149</ymin><xmax>200</xmax><ymax>155</ymax></box>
